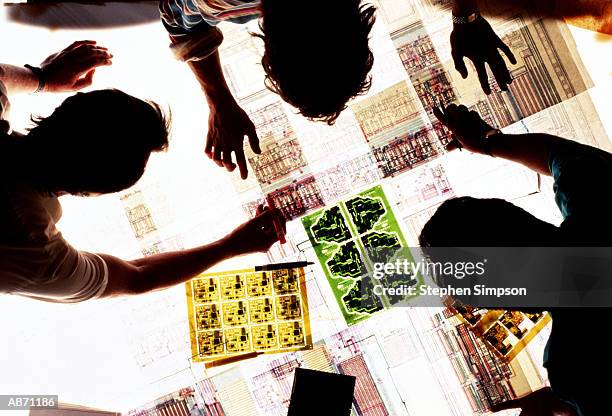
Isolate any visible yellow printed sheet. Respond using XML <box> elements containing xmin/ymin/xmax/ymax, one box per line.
<box><xmin>445</xmin><ymin>300</ymin><xmax>551</xmax><ymax>361</ymax></box>
<box><xmin>186</xmin><ymin>267</ymin><xmax>312</xmax><ymax>363</ymax></box>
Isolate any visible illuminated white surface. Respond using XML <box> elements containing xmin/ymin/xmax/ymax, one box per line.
<box><xmin>0</xmin><ymin>4</ymin><xmax>610</xmax><ymax>413</ymax></box>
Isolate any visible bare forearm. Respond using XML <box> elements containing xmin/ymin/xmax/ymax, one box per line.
<box><xmin>0</xmin><ymin>64</ymin><xmax>39</xmax><ymax>94</ymax></box>
<box><xmin>129</xmin><ymin>238</ymin><xmax>237</xmax><ymax>292</ymax></box>
<box><xmin>188</xmin><ymin>51</ymin><xmax>234</xmax><ymax>103</ymax></box>
<box><xmin>486</xmin><ymin>133</ymin><xmax>571</xmax><ymax>176</ymax></box>
<box><xmin>101</xmin><ymin>237</ymin><xmax>240</xmax><ymax>296</ymax></box>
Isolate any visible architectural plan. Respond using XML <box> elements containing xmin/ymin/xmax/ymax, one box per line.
<box><xmin>2</xmin><ymin>0</ymin><xmax>611</xmax><ymax>413</ymax></box>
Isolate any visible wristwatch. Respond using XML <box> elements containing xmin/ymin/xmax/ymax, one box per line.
<box><xmin>483</xmin><ymin>128</ymin><xmax>502</xmax><ymax>157</ymax></box>
<box><xmin>452</xmin><ymin>11</ymin><xmax>480</xmax><ymax>25</ymax></box>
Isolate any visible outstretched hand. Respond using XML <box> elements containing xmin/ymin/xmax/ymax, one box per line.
<box><xmin>40</xmin><ymin>40</ymin><xmax>112</xmax><ymax>92</ymax></box>
<box><xmin>205</xmin><ymin>97</ymin><xmax>261</xmax><ymax>180</ymax></box>
<box><xmin>433</xmin><ymin>103</ymin><xmax>495</xmax><ymax>153</ymax></box>
<box><xmin>491</xmin><ymin>387</ymin><xmax>578</xmax><ymax>416</ymax></box>
<box><xmin>224</xmin><ymin>205</ymin><xmax>286</xmax><ymax>256</ymax></box>
<box><xmin>450</xmin><ymin>15</ymin><xmax>517</xmax><ymax>94</ymax></box>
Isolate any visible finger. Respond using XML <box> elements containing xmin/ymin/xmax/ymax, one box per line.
<box><xmin>222</xmin><ymin>149</ymin><xmax>236</xmax><ymax>172</ymax></box>
<box><xmin>444</xmin><ymin>103</ymin><xmax>460</xmax><ymax>123</ymax></box>
<box><xmin>213</xmin><ymin>144</ymin><xmax>223</xmax><ymax>167</ymax></box>
<box><xmin>204</xmin><ymin>135</ymin><xmax>214</xmax><ymax>158</ymax></box>
<box><xmin>469</xmin><ymin>110</ymin><xmax>488</xmax><ymax>128</ymax></box>
<box><xmin>490</xmin><ymin>398</ymin><xmax>524</xmax><ymax>412</ymax></box>
<box><xmin>235</xmin><ymin>148</ymin><xmax>249</xmax><ymax>179</ymax></box>
<box><xmin>79</xmin><ymin>50</ymin><xmax>113</xmax><ymax>63</ymax></box>
<box><xmin>433</xmin><ymin>106</ymin><xmax>450</xmax><ymax>127</ymax></box>
<box><xmin>450</xmin><ymin>33</ymin><xmax>468</xmax><ymax>79</ymax></box>
<box><xmin>72</xmin><ymin>56</ymin><xmax>113</xmax><ymax>75</ymax></box>
<box><xmin>247</xmin><ymin>125</ymin><xmax>261</xmax><ymax>154</ymax></box>
<box><xmin>73</xmin><ymin>69</ymin><xmax>95</xmax><ymax>89</ymax></box>
<box><xmin>67</xmin><ymin>40</ymin><xmax>97</xmax><ymax>50</ymax></box>
<box><xmin>273</xmin><ymin>208</ymin><xmax>287</xmax><ymax>233</ymax></box>
<box><xmin>452</xmin><ymin>49</ymin><xmax>468</xmax><ymax>79</ymax></box>
<box><xmin>73</xmin><ymin>45</ymin><xmax>111</xmax><ymax>59</ymax></box>
<box><xmin>474</xmin><ymin>60</ymin><xmax>491</xmax><ymax>95</ymax></box>
<box><xmin>488</xmin><ymin>52</ymin><xmax>511</xmax><ymax>91</ymax></box>
<box><xmin>72</xmin><ymin>43</ymin><xmax>103</xmax><ymax>56</ymax></box>
<box><xmin>445</xmin><ymin>139</ymin><xmax>460</xmax><ymax>152</ymax></box>
<box><xmin>457</xmin><ymin>105</ymin><xmax>469</xmax><ymax>115</ymax></box>
<box><xmin>497</xmin><ymin>38</ymin><xmax>517</xmax><ymax>65</ymax></box>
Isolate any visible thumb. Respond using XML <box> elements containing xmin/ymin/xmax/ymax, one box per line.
<box><xmin>73</xmin><ymin>69</ymin><xmax>95</xmax><ymax>90</ymax></box>
<box><xmin>247</xmin><ymin>124</ymin><xmax>261</xmax><ymax>154</ymax></box>
<box><xmin>445</xmin><ymin>138</ymin><xmax>460</xmax><ymax>152</ymax></box>
<box><xmin>451</xmin><ymin>48</ymin><xmax>468</xmax><ymax>79</ymax></box>
<box><xmin>490</xmin><ymin>397</ymin><xmax>527</xmax><ymax>413</ymax></box>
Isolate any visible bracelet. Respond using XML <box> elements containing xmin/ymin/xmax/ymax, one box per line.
<box><xmin>452</xmin><ymin>11</ymin><xmax>480</xmax><ymax>25</ymax></box>
<box><xmin>483</xmin><ymin>128</ymin><xmax>502</xmax><ymax>157</ymax></box>
<box><xmin>24</xmin><ymin>64</ymin><xmax>46</xmax><ymax>93</ymax></box>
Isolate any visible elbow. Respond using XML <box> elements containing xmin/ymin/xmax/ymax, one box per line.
<box><xmin>125</xmin><ymin>266</ymin><xmax>157</xmax><ymax>295</ymax></box>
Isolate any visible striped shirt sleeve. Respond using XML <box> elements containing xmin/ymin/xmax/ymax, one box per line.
<box><xmin>159</xmin><ymin>0</ymin><xmax>224</xmax><ymax>62</ymax></box>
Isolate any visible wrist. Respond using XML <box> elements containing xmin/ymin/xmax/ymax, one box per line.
<box><xmin>24</xmin><ymin>64</ymin><xmax>46</xmax><ymax>93</ymax></box>
<box><xmin>218</xmin><ymin>234</ymin><xmax>242</xmax><ymax>258</ymax></box>
<box><xmin>200</xmin><ymin>76</ymin><xmax>234</xmax><ymax>103</ymax></box>
<box><xmin>483</xmin><ymin>129</ymin><xmax>503</xmax><ymax>157</ymax></box>
<box><xmin>204</xmin><ymin>87</ymin><xmax>237</xmax><ymax>113</ymax></box>
<box><xmin>452</xmin><ymin>11</ymin><xmax>480</xmax><ymax>25</ymax></box>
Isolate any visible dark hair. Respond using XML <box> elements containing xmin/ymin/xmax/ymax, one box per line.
<box><xmin>419</xmin><ymin>196</ymin><xmax>555</xmax><ymax>247</ymax></box>
<box><xmin>257</xmin><ymin>0</ymin><xmax>376</xmax><ymax>125</ymax></box>
<box><xmin>24</xmin><ymin>89</ymin><xmax>169</xmax><ymax>195</ymax></box>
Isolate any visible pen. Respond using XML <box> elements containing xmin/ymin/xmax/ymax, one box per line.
<box><xmin>205</xmin><ymin>352</ymin><xmax>262</xmax><ymax>369</ymax></box>
<box><xmin>255</xmin><ymin>261</ymin><xmax>315</xmax><ymax>272</ymax></box>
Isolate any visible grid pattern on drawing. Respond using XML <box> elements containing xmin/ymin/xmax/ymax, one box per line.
<box><xmin>189</xmin><ymin>268</ymin><xmax>308</xmax><ymax>360</ymax></box>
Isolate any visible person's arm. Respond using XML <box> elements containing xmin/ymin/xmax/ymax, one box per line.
<box><xmin>159</xmin><ymin>0</ymin><xmax>260</xmax><ymax>180</ymax></box>
<box><xmin>0</xmin><ymin>64</ymin><xmax>39</xmax><ymax>94</ymax></box>
<box><xmin>100</xmin><ymin>206</ymin><xmax>285</xmax><ymax>296</ymax></box>
<box><xmin>434</xmin><ymin>103</ymin><xmax>572</xmax><ymax>175</ymax></box>
<box><xmin>188</xmin><ymin>52</ymin><xmax>261</xmax><ymax>179</ymax></box>
<box><xmin>450</xmin><ymin>0</ymin><xmax>516</xmax><ymax>94</ymax></box>
<box><xmin>0</xmin><ymin>40</ymin><xmax>111</xmax><ymax>95</ymax></box>
<box><xmin>452</xmin><ymin>0</ymin><xmax>478</xmax><ymax>16</ymax></box>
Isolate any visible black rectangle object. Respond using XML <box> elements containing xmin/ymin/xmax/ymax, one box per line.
<box><xmin>287</xmin><ymin>368</ymin><xmax>356</xmax><ymax>416</ymax></box>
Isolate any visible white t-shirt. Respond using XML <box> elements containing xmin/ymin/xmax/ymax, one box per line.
<box><xmin>0</xmin><ymin>81</ymin><xmax>108</xmax><ymax>303</ymax></box>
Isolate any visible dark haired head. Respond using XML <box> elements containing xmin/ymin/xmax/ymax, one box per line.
<box><xmin>419</xmin><ymin>196</ymin><xmax>558</xmax><ymax>247</ymax></box>
<box><xmin>257</xmin><ymin>0</ymin><xmax>376</xmax><ymax>125</ymax></box>
<box><xmin>24</xmin><ymin>89</ymin><xmax>169</xmax><ymax>195</ymax></box>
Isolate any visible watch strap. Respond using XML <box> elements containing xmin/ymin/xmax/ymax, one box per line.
<box><xmin>452</xmin><ymin>11</ymin><xmax>480</xmax><ymax>25</ymax></box>
<box><xmin>24</xmin><ymin>64</ymin><xmax>46</xmax><ymax>93</ymax></box>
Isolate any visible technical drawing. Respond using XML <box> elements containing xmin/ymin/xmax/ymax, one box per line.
<box><xmin>246</xmin><ymin>101</ymin><xmax>308</xmax><ymax>188</ymax></box>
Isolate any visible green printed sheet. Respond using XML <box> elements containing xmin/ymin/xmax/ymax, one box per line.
<box><xmin>302</xmin><ymin>186</ymin><xmax>423</xmax><ymax>325</ymax></box>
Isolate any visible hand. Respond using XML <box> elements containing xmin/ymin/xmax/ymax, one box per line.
<box><xmin>491</xmin><ymin>387</ymin><xmax>578</xmax><ymax>416</ymax></box>
<box><xmin>40</xmin><ymin>40</ymin><xmax>112</xmax><ymax>92</ymax></box>
<box><xmin>433</xmin><ymin>103</ymin><xmax>495</xmax><ymax>153</ymax></box>
<box><xmin>223</xmin><ymin>205</ymin><xmax>286</xmax><ymax>256</ymax></box>
<box><xmin>205</xmin><ymin>96</ymin><xmax>261</xmax><ymax>179</ymax></box>
<box><xmin>450</xmin><ymin>15</ymin><xmax>517</xmax><ymax>94</ymax></box>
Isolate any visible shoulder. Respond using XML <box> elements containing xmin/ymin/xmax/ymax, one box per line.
<box><xmin>0</xmin><ymin>183</ymin><xmax>62</xmax><ymax>245</ymax></box>
<box><xmin>549</xmin><ymin>140</ymin><xmax>612</xmax><ymax>180</ymax></box>
<box><xmin>548</xmin><ymin>140</ymin><xmax>612</xmax><ymax>219</ymax></box>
